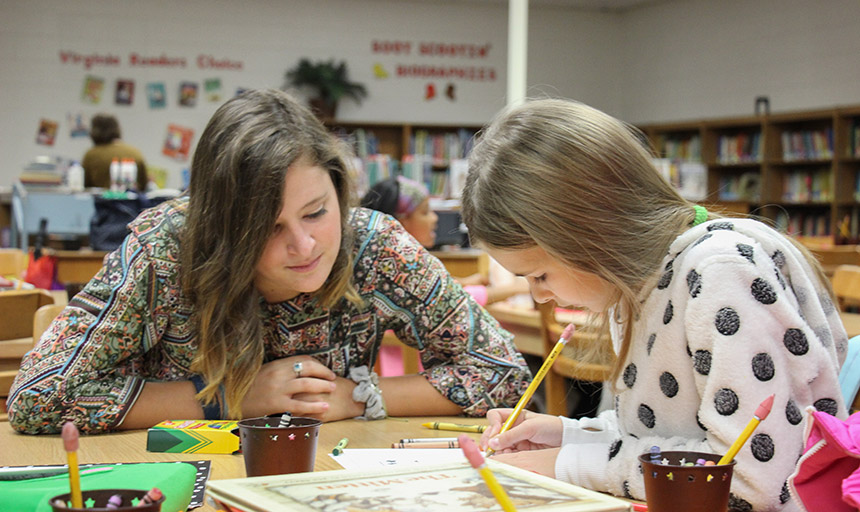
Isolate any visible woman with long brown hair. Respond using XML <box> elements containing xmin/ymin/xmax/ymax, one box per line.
<box><xmin>9</xmin><ymin>89</ymin><xmax>530</xmax><ymax>434</ymax></box>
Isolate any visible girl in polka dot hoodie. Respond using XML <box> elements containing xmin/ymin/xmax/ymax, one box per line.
<box><xmin>463</xmin><ymin>98</ymin><xmax>848</xmax><ymax>511</ymax></box>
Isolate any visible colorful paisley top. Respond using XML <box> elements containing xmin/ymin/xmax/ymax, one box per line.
<box><xmin>8</xmin><ymin>198</ymin><xmax>530</xmax><ymax>434</ymax></box>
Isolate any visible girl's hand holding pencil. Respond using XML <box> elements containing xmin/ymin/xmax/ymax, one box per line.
<box><xmin>480</xmin><ymin>409</ymin><xmax>564</xmax><ymax>453</ymax></box>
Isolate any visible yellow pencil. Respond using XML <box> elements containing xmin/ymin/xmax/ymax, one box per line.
<box><xmin>459</xmin><ymin>434</ymin><xmax>517</xmax><ymax>512</ymax></box>
<box><xmin>717</xmin><ymin>394</ymin><xmax>775</xmax><ymax>466</ymax></box>
<box><xmin>421</xmin><ymin>422</ymin><xmax>487</xmax><ymax>433</ymax></box>
<box><xmin>62</xmin><ymin>422</ymin><xmax>83</xmax><ymax>508</ymax></box>
<box><xmin>487</xmin><ymin>323</ymin><xmax>575</xmax><ymax>456</ymax></box>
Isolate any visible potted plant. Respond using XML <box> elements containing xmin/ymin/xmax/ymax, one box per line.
<box><xmin>284</xmin><ymin>58</ymin><xmax>367</xmax><ymax>120</ymax></box>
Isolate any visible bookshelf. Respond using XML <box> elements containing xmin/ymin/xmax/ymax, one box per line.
<box><xmin>640</xmin><ymin>105</ymin><xmax>860</xmax><ymax>245</ymax></box>
<box><xmin>325</xmin><ymin>121</ymin><xmax>482</xmax><ymax>200</ymax></box>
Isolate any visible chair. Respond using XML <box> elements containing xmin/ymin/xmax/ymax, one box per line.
<box><xmin>839</xmin><ymin>335</ymin><xmax>860</xmax><ymax>414</ymax></box>
<box><xmin>0</xmin><ymin>248</ymin><xmax>27</xmax><ymax>278</ymax></box>
<box><xmin>832</xmin><ymin>264</ymin><xmax>860</xmax><ymax>311</ymax></box>
<box><xmin>810</xmin><ymin>245</ymin><xmax>860</xmax><ymax>279</ymax></box>
<box><xmin>0</xmin><ymin>289</ymin><xmax>55</xmax><ymax>420</ymax></box>
<box><xmin>536</xmin><ymin>300</ymin><xmax>615</xmax><ymax>416</ymax></box>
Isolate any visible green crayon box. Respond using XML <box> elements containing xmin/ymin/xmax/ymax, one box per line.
<box><xmin>146</xmin><ymin>419</ymin><xmax>240</xmax><ymax>454</ymax></box>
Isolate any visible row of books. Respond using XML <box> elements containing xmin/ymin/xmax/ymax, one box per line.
<box><xmin>775</xmin><ymin>210</ymin><xmax>830</xmax><ymax>237</ymax></box>
<box><xmin>781</xmin><ymin>169</ymin><xmax>833</xmax><ymax>203</ymax></box>
<box><xmin>351</xmin><ymin>153</ymin><xmax>469</xmax><ymax>200</ymax></box>
<box><xmin>716</xmin><ymin>132</ymin><xmax>762</xmax><ymax>164</ymax></box>
<box><xmin>656</xmin><ymin>134</ymin><xmax>702</xmax><ymax>162</ymax></box>
<box><xmin>780</xmin><ymin>128</ymin><xmax>833</xmax><ymax>161</ymax></box>
<box><xmin>852</xmin><ymin>120</ymin><xmax>860</xmax><ymax>158</ymax></box>
<box><xmin>652</xmin><ymin>159</ymin><xmax>706</xmax><ymax>201</ymax></box>
<box><xmin>409</xmin><ymin>128</ymin><xmax>476</xmax><ymax>165</ymax></box>
<box><xmin>335</xmin><ymin>128</ymin><xmax>381</xmax><ymax>159</ymax></box>
<box><xmin>717</xmin><ymin>172</ymin><xmax>760</xmax><ymax>202</ymax></box>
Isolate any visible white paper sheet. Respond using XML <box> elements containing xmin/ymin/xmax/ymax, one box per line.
<box><xmin>329</xmin><ymin>448</ymin><xmax>466</xmax><ymax>470</ymax></box>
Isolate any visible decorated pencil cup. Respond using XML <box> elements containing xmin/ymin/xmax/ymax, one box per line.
<box><xmin>638</xmin><ymin>450</ymin><xmax>735</xmax><ymax>512</ymax></box>
<box><xmin>50</xmin><ymin>488</ymin><xmax>164</xmax><ymax>511</ymax></box>
<box><xmin>237</xmin><ymin>414</ymin><xmax>322</xmax><ymax>477</ymax></box>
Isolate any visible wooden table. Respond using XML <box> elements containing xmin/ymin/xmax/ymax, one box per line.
<box><xmin>486</xmin><ymin>301</ymin><xmax>590</xmax><ymax>357</ymax></box>
<box><xmin>0</xmin><ymin>416</ymin><xmax>487</xmax><ymax>512</ymax></box>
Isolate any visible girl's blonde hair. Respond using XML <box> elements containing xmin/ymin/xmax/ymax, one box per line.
<box><xmin>461</xmin><ymin>98</ymin><xmax>829</xmax><ymax>383</ymax></box>
<box><xmin>182</xmin><ymin>89</ymin><xmax>359</xmax><ymax>417</ymax></box>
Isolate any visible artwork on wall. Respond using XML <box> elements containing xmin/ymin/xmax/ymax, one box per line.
<box><xmin>36</xmin><ymin>119</ymin><xmax>58</xmax><ymax>146</ymax></box>
<box><xmin>147</xmin><ymin>83</ymin><xmax>167</xmax><ymax>109</ymax></box>
<box><xmin>162</xmin><ymin>124</ymin><xmax>194</xmax><ymax>161</ymax></box>
<box><xmin>81</xmin><ymin>75</ymin><xmax>105</xmax><ymax>104</ymax></box>
<box><xmin>179</xmin><ymin>82</ymin><xmax>198</xmax><ymax>107</ymax></box>
<box><xmin>115</xmin><ymin>79</ymin><xmax>135</xmax><ymax>105</ymax></box>
<box><xmin>67</xmin><ymin>112</ymin><xmax>89</xmax><ymax>138</ymax></box>
<box><xmin>204</xmin><ymin>78</ymin><xmax>222</xmax><ymax>102</ymax></box>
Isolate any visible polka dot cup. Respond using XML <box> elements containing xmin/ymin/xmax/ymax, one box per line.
<box><xmin>638</xmin><ymin>450</ymin><xmax>736</xmax><ymax>512</ymax></box>
<box><xmin>237</xmin><ymin>415</ymin><xmax>322</xmax><ymax>477</ymax></box>
<box><xmin>49</xmin><ymin>489</ymin><xmax>164</xmax><ymax>511</ymax></box>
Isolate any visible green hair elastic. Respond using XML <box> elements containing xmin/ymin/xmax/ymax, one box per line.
<box><xmin>691</xmin><ymin>205</ymin><xmax>708</xmax><ymax>226</ymax></box>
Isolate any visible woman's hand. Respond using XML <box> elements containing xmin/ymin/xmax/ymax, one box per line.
<box><xmin>480</xmin><ymin>408</ymin><xmax>564</xmax><ymax>453</ymax></box>
<box><xmin>292</xmin><ymin>376</ymin><xmax>364</xmax><ymax>422</ymax></box>
<box><xmin>491</xmin><ymin>447</ymin><xmax>561</xmax><ymax>478</ymax></box>
<box><xmin>240</xmin><ymin>356</ymin><xmax>338</xmax><ymax>419</ymax></box>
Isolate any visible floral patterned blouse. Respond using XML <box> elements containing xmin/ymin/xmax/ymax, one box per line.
<box><xmin>9</xmin><ymin>198</ymin><xmax>530</xmax><ymax>434</ymax></box>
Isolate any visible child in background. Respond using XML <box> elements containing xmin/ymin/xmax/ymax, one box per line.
<box><xmin>361</xmin><ymin>176</ymin><xmax>529</xmax><ymax>307</ymax></box>
<box><xmin>9</xmin><ymin>89</ymin><xmax>531</xmax><ymax>434</ymax></box>
<box><xmin>466</xmin><ymin>98</ymin><xmax>847</xmax><ymax>511</ymax></box>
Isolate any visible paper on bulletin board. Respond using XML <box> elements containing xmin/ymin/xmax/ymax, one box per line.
<box><xmin>329</xmin><ymin>448</ymin><xmax>466</xmax><ymax>470</ymax></box>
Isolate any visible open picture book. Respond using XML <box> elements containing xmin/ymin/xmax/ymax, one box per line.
<box><xmin>206</xmin><ymin>459</ymin><xmax>631</xmax><ymax>511</ymax></box>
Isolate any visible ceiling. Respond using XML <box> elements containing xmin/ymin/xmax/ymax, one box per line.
<box><xmin>453</xmin><ymin>0</ymin><xmax>666</xmax><ymax>11</ymax></box>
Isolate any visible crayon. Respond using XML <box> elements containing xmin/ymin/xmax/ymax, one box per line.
<box><xmin>421</xmin><ymin>422</ymin><xmax>487</xmax><ymax>433</ymax></box>
<box><xmin>278</xmin><ymin>412</ymin><xmax>292</xmax><ymax>428</ymax></box>
<box><xmin>649</xmin><ymin>445</ymin><xmax>661</xmax><ymax>464</ymax></box>
<box><xmin>140</xmin><ymin>487</ymin><xmax>162</xmax><ymax>506</ymax></box>
<box><xmin>399</xmin><ymin>437</ymin><xmax>459</xmax><ymax>443</ymax></box>
<box><xmin>332</xmin><ymin>437</ymin><xmax>349</xmax><ymax>456</ymax></box>
<box><xmin>106</xmin><ymin>494</ymin><xmax>123</xmax><ymax>509</ymax></box>
<box><xmin>392</xmin><ymin>441</ymin><xmax>460</xmax><ymax>449</ymax></box>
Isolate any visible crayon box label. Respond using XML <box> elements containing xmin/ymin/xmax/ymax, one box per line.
<box><xmin>146</xmin><ymin>419</ymin><xmax>240</xmax><ymax>454</ymax></box>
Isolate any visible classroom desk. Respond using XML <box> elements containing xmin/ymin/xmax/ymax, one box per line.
<box><xmin>0</xmin><ymin>416</ymin><xmax>485</xmax><ymax>512</ymax></box>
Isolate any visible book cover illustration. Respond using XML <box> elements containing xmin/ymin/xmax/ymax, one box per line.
<box><xmin>115</xmin><ymin>79</ymin><xmax>135</xmax><ymax>105</ymax></box>
<box><xmin>179</xmin><ymin>81</ymin><xmax>198</xmax><ymax>107</ymax></box>
<box><xmin>81</xmin><ymin>75</ymin><xmax>104</xmax><ymax>104</ymax></box>
<box><xmin>162</xmin><ymin>124</ymin><xmax>194</xmax><ymax>161</ymax></box>
<box><xmin>147</xmin><ymin>82</ymin><xmax>167</xmax><ymax>108</ymax></box>
<box><xmin>207</xmin><ymin>461</ymin><xmax>629</xmax><ymax>512</ymax></box>
<box><xmin>204</xmin><ymin>78</ymin><xmax>222</xmax><ymax>102</ymax></box>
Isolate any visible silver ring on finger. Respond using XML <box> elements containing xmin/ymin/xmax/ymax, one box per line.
<box><xmin>293</xmin><ymin>361</ymin><xmax>303</xmax><ymax>378</ymax></box>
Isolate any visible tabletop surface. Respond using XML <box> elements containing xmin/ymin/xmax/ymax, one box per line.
<box><xmin>1</xmin><ymin>416</ymin><xmax>491</xmax><ymax>511</ymax></box>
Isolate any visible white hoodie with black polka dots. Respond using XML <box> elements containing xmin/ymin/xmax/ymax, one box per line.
<box><xmin>554</xmin><ymin>219</ymin><xmax>847</xmax><ymax>512</ymax></box>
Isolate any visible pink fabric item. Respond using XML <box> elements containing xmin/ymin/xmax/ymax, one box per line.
<box><xmin>789</xmin><ymin>409</ymin><xmax>860</xmax><ymax>511</ymax></box>
<box><xmin>378</xmin><ymin>344</ymin><xmax>405</xmax><ymax>377</ymax></box>
<box><xmin>463</xmin><ymin>285</ymin><xmax>488</xmax><ymax>306</ymax></box>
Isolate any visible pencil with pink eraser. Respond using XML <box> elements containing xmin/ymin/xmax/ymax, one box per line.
<box><xmin>459</xmin><ymin>434</ymin><xmax>517</xmax><ymax>512</ymax></box>
<box><xmin>62</xmin><ymin>422</ymin><xmax>83</xmax><ymax>508</ymax></box>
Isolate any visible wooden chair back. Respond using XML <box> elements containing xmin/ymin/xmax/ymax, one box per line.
<box><xmin>832</xmin><ymin>264</ymin><xmax>860</xmax><ymax>311</ymax></box>
<box><xmin>0</xmin><ymin>248</ymin><xmax>27</xmax><ymax>278</ymax></box>
<box><xmin>810</xmin><ymin>245</ymin><xmax>860</xmax><ymax>278</ymax></box>
<box><xmin>0</xmin><ymin>289</ymin><xmax>55</xmax><ymax>417</ymax></box>
<box><xmin>536</xmin><ymin>300</ymin><xmax>614</xmax><ymax>416</ymax></box>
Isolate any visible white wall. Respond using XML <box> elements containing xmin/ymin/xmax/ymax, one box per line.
<box><xmin>618</xmin><ymin>0</ymin><xmax>860</xmax><ymax>123</ymax></box>
<box><xmin>3</xmin><ymin>0</ymin><xmax>860</xmax><ymax>188</ymax></box>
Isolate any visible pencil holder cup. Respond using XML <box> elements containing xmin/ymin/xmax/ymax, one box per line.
<box><xmin>638</xmin><ymin>450</ymin><xmax>736</xmax><ymax>512</ymax></box>
<box><xmin>237</xmin><ymin>414</ymin><xmax>322</xmax><ymax>477</ymax></box>
<box><xmin>49</xmin><ymin>489</ymin><xmax>164</xmax><ymax>511</ymax></box>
